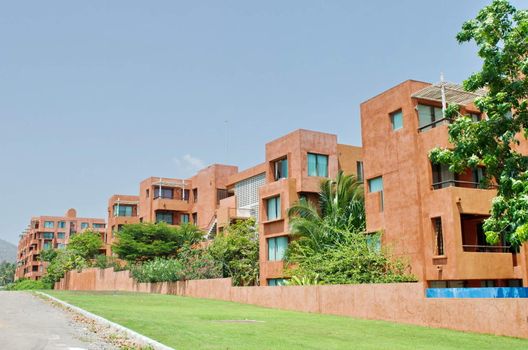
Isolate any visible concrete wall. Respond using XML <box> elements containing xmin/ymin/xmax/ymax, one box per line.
<box><xmin>56</xmin><ymin>268</ymin><xmax>528</xmax><ymax>339</ymax></box>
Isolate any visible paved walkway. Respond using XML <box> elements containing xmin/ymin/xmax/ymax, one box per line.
<box><xmin>0</xmin><ymin>292</ymin><xmax>116</xmax><ymax>350</ymax></box>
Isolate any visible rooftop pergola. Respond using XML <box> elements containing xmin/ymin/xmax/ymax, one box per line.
<box><xmin>412</xmin><ymin>82</ymin><xmax>486</xmax><ymax>106</ymax></box>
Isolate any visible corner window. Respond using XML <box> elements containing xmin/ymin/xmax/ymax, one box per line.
<box><xmin>80</xmin><ymin>222</ymin><xmax>89</xmax><ymax>230</ymax></box>
<box><xmin>368</xmin><ymin>176</ymin><xmax>384</xmax><ymax>212</ymax></box>
<box><xmin>44</xmin><ymin>221</ymin><xmax>54</xmax><ymax>229</ymax></box>
<box><xmin>268</xmin><ymin>236</ymin><xmax>288</xmax><ymax>261</ymax></box>
<box><xmin>390</xmin><ymin>110</ymin><xmax>403</xmax><ymax>131</ymax></box>
<box><xmin>273</xmin><ymin>158</ymin><xmax>288</xmax><ymax>180</ymax></box>
<box><xmin>266</xmin><ymin>196</ymin><xmax>281</xmax><ymax>220</ymax></box>
<box><xmin>432</xmin><ymin>217</ymin><xmax>444</xmax><ymax>256</ymax></box>
<box><xmin>307</xmin><ymin>153</ymin><xmax>328</xmax><ymax>177</ymax></box>
<box><xmin>156</xmin><ymin>211</ymin><xmax>173</xmax><ymax>225</ymax></box>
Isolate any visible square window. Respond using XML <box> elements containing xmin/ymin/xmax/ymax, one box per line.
<box><xmin>266</xmin><ymin>196</ymin><xmax>281</xmax><ymax>220</ymax></box>
<box><xmin>307</xmin><ymin>153</ymin><xmax>328</xmax><ymax>177</ymax></box>
<box><xmin>267</xmin><ymin>236</ymin><xmax>288</xmax><ymax>261</ymax></box>
<box><xmin>273</xmin><ymin>158</ymin><xmax>288</xmax><ymax>180</ymax></box>
<box><xmin>44</xmin><ymin>221</ymin><xmax>54</xmax><ymax>229</ymax></box>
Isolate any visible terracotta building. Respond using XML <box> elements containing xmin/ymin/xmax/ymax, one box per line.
<box><xmin>217</xmin><ymin>129</ymin><xmax>362</xmax><ymax>286</ymax></box>
<box><xmin>360</xmin><ymin>80</ymin><xmax>528</xmax><ymax>287</ymax></box>
<box><xmin>15</xmin><ymin>208</ymin><xmax>106</xmax><ymax>280</ymax></box>
<box><xmin>105</xmin><ymin>164</ymin><xmax>238</xmax><ymax>251</ymax></box>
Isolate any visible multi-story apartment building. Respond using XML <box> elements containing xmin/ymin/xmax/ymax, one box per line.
<box><xmin>15</xmin><ymin>208</ymin><xmax>106</xmax><ymax>280</ymax></box>
<box><xmin>105</xmin><ymin>164</ymin><xmax>239</xmax><ymax>252</ymax></box>
<box><xmin>361</xmin><ymin>80</ymin><xmax>528</xmax><ymax>287</ymax></box>
<box><xmin>217</xmin><ymin>129</ymin><xmax>362</xmax><ymax>286</ymax></box>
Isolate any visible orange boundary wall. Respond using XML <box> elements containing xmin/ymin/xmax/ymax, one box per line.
<box><xmin>56</xmin><ymin>268</ymin><xmax>528</xmax><ymax>339</ymax></box>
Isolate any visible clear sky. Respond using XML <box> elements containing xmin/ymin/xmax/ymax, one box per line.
<box><xmin>0</xmin><ymin>1</ymin><xmax>522</xmax><ymax>244</ymax></box>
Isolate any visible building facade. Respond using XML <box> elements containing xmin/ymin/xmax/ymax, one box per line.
<box><xmin>360</xmin><ymin>80</ymin><xmax>528</xmax><ymax>287</ymax></box>
<box><xmin>15</xmin><ymin>208</ymin><xmax>106</xmax><ymax>280</ymax></box>
<box><xmin>217</xmin><ymin>129</ymin><xmax>363</xmax><ymax>285</ymax></box>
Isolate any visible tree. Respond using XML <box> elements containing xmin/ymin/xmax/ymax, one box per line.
<box><xmin>286</xmin><ymin>171</ymin><xmax>415</xmax><ymax>284</ymax></box>
<box><xmin>208</xmin><ymin>218</ymin><xmax>260</xmax><ymax>286</ymax></box>
<box><xmin>429</xmin><ymin>0</ymin><xmax>528</xmax><ymax>245</ymax></box>
<box><xmin>42</xmin><ymin>249</ymin><xmax>88</xmax><ymax>285</ymax></box>
<box><xmin>113</xmin><ymin>222</ymin><xmax>203</xmax><ymax>262</ymax></box>
<box><xmin>67</xmin><ymin>230</ymin><xmax>103</xmax><ymax>259</ymax></box>
<box><xmin>0</xmin><ymin>261</ymin><xmax>16</xmax><ymax>286</ymax></box>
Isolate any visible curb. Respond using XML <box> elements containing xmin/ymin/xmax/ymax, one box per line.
<box><xmin>36</xmin><ymin>291</ymin><xmax>175</xmax><ymax>350</ymax></box>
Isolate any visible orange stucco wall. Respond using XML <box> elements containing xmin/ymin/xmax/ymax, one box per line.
<box><xmin>56</xmin><ymin>268</ymin><xmax>528</xmax><ymax>339</ymax></box>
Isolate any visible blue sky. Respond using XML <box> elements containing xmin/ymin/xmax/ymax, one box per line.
<box><xmin>0</xmin><ymin>1</ymin><xmax>521</xmax><ymax>244</ymax></box>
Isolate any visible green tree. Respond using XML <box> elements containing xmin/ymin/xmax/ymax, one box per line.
<box><xmin>208</xmin><ymin>218</ymin><xmax>259</xmax><ymax>286</ymax></box>
<box><xmin>67</xmin><ymin>230</ymin><xmax>103</xmax><ymax>259</ymax></box>
<box><xmin>0</xmin><ymin>261</ymin><xmax>16</xmax><ymax>286</ymax></box>
<box><xmin>429</xmin><ymin>0</ymin><xmax>528</xmax><ymax>245</ymax></box>
<box><xmin>286</xmin><ymin>171</ymin><xmax>415</xmax><ymax>284</ymax></box>
<box><xmin>42</xmin><ymin>249</ymin><xmax>88</xmax><ymax>285</ymax></box>
<box><xmin>113</xmin><ymin>222</ymin><xmax>203</xmax><ymax>262</ymax></box>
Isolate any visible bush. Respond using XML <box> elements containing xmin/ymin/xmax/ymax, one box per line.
<box><xmin>94</xmin><ymin>254</ymin><xmax>125</xmax><ymax>270</ymax></box>
<box><xmin>68</xmin><ymin>230</ymin><xmax>103</xmax><ymax>259</ymax></box>
<box><xmin>131</xmin><ymin>257</ymin><xmax>185</xmax><ymax>283</ymax></box>
<box><xmin>6</xmin><ymin>278</ymin><xmax>52</xmax><ymax>290</ymax></box>
<box><xmin>42</xmin><ymin>249</ymin><xmax>88</xmax><ymax>285</ymax></box>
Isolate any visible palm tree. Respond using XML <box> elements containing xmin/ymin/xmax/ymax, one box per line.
<box><xmin>287</xmin><ymin>171</ymin><xmax>365</xmax><ymax>251</ymax></box>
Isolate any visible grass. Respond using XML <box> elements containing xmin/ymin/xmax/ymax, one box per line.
<box><xmin>46</xmin><ymin>290</ymin><xmax>527</xmax><ymax>350</ymax></box>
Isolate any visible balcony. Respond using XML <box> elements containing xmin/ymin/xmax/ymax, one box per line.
<box><xmin>152</xmin><ymin>197</ymin><xmax>191</xmax><ymax>212</ymax></box>
<box><xmin>432</xmin><ymin>179</ymin><xmax>496</xmax><ymax>190</ymax></box>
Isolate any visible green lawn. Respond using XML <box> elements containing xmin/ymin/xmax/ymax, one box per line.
<box><xmin>46</xmin><ymin>291</ymin><xmax>527</xmax><ymax>350</ymax></box>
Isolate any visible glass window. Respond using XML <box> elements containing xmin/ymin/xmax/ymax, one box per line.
<box><xmin>469</xmin><ymin>113</ymin><xmax>481</xmax><ymax>122</ymax></box>
<box><xmin>44</xmin><ymin>221</ymin><xmax>54</xmax><ymax>229</ymax></box>
<box><xmin>273</xmin><ymin>158</ymin><xmax>288</xmax><ymax>180</ymax></box>
<box><xmin>156</xmin><ymin>212</ymin><xmax>173</xmax><ymax>224</ymax></box>
<box><xmin>432</xmin><ymin>218</ymin><xmax>444</xmax><ymax>256</ymax></box>
<box><xmin>268</xmin><ymin>236</ymin><xmax>288</xmax><ymax>261</ymax></box>
<box><xmin>307</xmin><ymin>153</ymin><xmax>329</xmax><ymax>177</ymax></box>
<box><xmin>356</xmin><ymin>161</ymin><xmax>364</xmax><ymax>182</ymax></box>
<box><xmin>181</xmin><ymin>214</ymin><xmax>190</xmax><ymax>224</ymax></box>
<box><xmin>368</xmin><ymin>177</ymin><xmax>383</xmax><ymax>192</ymax></box>
<box><xmin>366</xmin><ymin>234</ymin><xmax>381</xmax><ymax>252</ymax></box>
<box><xmin>192</xmin><ymin>188</ymin><xmax>198</xmax><ymax>203</ymax></box>
<box><xmin>93</xmin><ymin>223</ymin><xmax>105</xmax><ymax>229</ymax></box>
<box><xmin>80</xmin><ymin>222</ymin><xmax>89</xmax><ymax>230</ymax></box>
<box><xmin>390</xmin><ymin>110</ymin><xmax>403</xmax><ymax>130</ymax></box>
<box><xmin>154</xmin><ymin>187</ymin><xmax>174</xmax><ymax>199</ymax></box>
<box><xmin>417</xmin><ymin>104</ymin><xmax>445</xmax><ymax>131</ymax></box>
<box><xmin>267</xmin><ymin>278</ymin><xmax>287</xmax><ymax>286</ymax></box>
<box><xmin>43</xmin><ymin>242</ymin><xmax>52</xmax><ymax>250</ymax></box>
<box><xmin>43</xmin><ymin>232</ymin><xmax>54</xmax><ymax>239</ymax></box>
<box><xmin>58</xmin><ymin>221</ymin><xmax>66</xmax><ymax>229</ymax></box>
<box><xmin>266</xmin><ymin>196</ymin><xmax>281</xmax><ymax>221</ymax></box>
<box><xmin>183</xmin><ymin>189</ymin><xmax>190</xmax><ymax>202</ymax></box>
<box><xmin>113</xmin><ymin>204</ymin><xmax>133</xmax><ymax>217</ymax></box>
<box><xmin>57</xmin><ymin>232</ymin><xmax>66</xmax><ymax>239</ymax></box>
<box><xmin>57</xmin><ymin>243</ymin><xmax>66</xmax><ymax>249</ymax></box>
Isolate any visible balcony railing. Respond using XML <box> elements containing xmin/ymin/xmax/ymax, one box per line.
<box><xmin>462</xmin><ymin>245</ymin><xmax>511</xmax><ymax>253</ymax></box>
<box><xmin>432</xmin><ymin>180</ymin><xmax>496</xmax><ymax>190</ymax></box>
<box><xmin>418</xmin><ymin>117</ymin><xmax>450</xmax><ymax>132</ymax></box>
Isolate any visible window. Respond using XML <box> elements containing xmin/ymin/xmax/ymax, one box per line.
<box><xmin>113</xmin><ymin>204</ymin><xmax>133</xmax><ymax>217</ymax></box>
<box><xmin>368</xmin><ymin>176</ymin><xmax>384</xmax><ymax>211</ymax></box>
<box><xmin>80</xmin><ymin>222</ymin><xmax>89</xmax><ymax>230</ymax></box>
<box><xmin>307</xmin><ymin>153</ymin><xmax>328</xmax><ymax>177</ymax></box>
<box><xmin>472</xmin><ymin>167</ymin><xmax>485</xmax><ymax>186</ymax></box>
<box><xmin>156</xmin><ymin>211</ymin><xmax>173</xmax><ymax>224</ymax></box>
<box><xmin>146</xmin><ymin>189</ymin><xmax>150</xmax><ymax>198</ymax></box>
<box><xmin>43</xmin><ymin>232</ymin><xmax>54</xmax><ymax>239</ymax></box>
<box><xmin>192</xmin><ymin>213</ymin><xmax>198</xmax><ymax>224</ymax></box>
<box><xmin>181</xmin><ymin>214</ymin><xmax>190</xmax><ymax>224</ymax></box>
<box><xmin>266</xmin><ymin>196</ymin><xmax>281</xmax><ymax>220</ymax></box>
<box><xmin>268</xmin><ymin>236</ymin><xmax>288</xmax><ymax>261</ymax></box>
<box><xmin>43</xmin><ymin>242</ymin><xmax>52</xmax><ymax>250</ymax></box>
<box><xmin>93</xmin><ymin>223</ymin><xmax>105</xmax><ymax>229</ymax></box>
<box><xmin>417</xmin><ymin>104</ymin><xmax>445</xmax><ymax>131</ymax></box>
<box><xmin>183</xmin><ymin>189</ymin><xmax>190</xmax><ymax>202</ymax></box>
<box><xmin>432</xmin><ymin>217</ymin><xmax>444</xmax><ymax>256</ymax></box>
<box><xmin>267</xmin><ymin>278</ymin><xmax>287</xmax><ymax>286</ymax></box>
<box><xmin>44</xmin><ymin>221</ymin><xmax>54</xmax><ymax>229</ymax></box>
<box><xmin>390</xmin><ymin>110</ymin><xmax>403</xmax><ymax>130</ymax></box>
<box><xmin>154</xmin><ymin>187</ymin><xmax>174</xmax><ymax>199</ymax></box>
<box><xmin>192</xmin><ymin>188</ymin><xmax>198</xmax><ymax>203</ymax></box>
<box><xmin>366</xmin><ymin>233</ymin><xmax>381</xmax><ymax>252</ymax></box>
<box><xmin>273</xmin><ymin>158</ymin><xmax>288</xmax><ymax>180</ymax></box>
<box><xmin>469</xmin><ymin>113</ymin><xmax>482</xmax><ymax>122</ymax></box>
<box><xmin>356</xmin><ymin>161</ymin><xmax>364</xmax><ymax>182</ymax></box>
<box><xmin>58</xmin><ymin>221</ymin><xmax>66</xmax><ymax>229</ymax></box>
<box><xmin>57</xmin><ymin>232</ymin><xmax>66</xmax><ymax>239</ymax></box>
<box><xmin>57</xmin><ymin>243</ymin><xmax>66</xmax><ymax>249</ymax></box>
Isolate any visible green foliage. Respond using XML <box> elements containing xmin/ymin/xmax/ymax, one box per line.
<box><xmin>0</xmin><ymin>261</ymin><xmax>16</xmax><ymax>286</ymax></box>
<box><xmin>429</xmin><ymin>0</ymin><xmax>528</xmax><ymax>245</ymax></box>
<box><xmin>284</xmin><ymin>274</ymin><xmax>323</xmax><ymax>286</ymax></box>
<box><xmin>113</xmin><ymin>222</ymin><xmax>204</xmax><ymax>262</ymax></box>
<box><xmin>6</xmin><ymin>278</ymin><xmax>52</xmax><ymax>290</ymax></box>
<box><xmin>67</xmin><ymin>230</ymin><xmax>103</xmax><ymax>259</ymax></box>
<box><xmin>208</xmin><ymin>218</ymin><xmax>260</xmax><ymax>286</ymax></box>
<box><xmin>42</xmin><ymin>249</ymin><xmax>88</xmax><ymax>285</ymax></box>
<box><xmin>286</xmin><ymin>171</ymin><xmax>415</xmax><ymax>284</ymax></box>
<box><xmin>94</xmin><ymin>254</ymin><xmax>124</xmax><ymax>270</ymax></box>
<box><xmin>40</xmin><ymin>248</ymin><xmax>58</xmax><ymax>262</ymax></box>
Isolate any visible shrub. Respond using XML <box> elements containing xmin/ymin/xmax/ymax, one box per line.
<box><xmin>6</xmin><ymin>278</ymin><xmax>52</xmax><ymax>290</ymax></box>
<box><xmin>42</xmin><ymin>249</ymin><xmax>88</xmax><ymax>285</ymax></box>
<box><xmin>68</xmin><ymin>230</ymin><xmax>103</xmax><ymax>259</ymax></box>
<box><xmin>130</xmin><ymin>257</ymin><xmax>185</xmax><ymax>283</ymax></box>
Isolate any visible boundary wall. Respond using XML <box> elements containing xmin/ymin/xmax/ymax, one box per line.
<box><xmin>56</xmin><ymin>268</ymin><xmax>528</xmax><ymax>339</ymax></box>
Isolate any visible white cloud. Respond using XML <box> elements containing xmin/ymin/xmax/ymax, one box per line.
<box><xmin>173</xmin><ymin>154</ymin><xmax>205</xmax><ymax>173</ymax></box>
